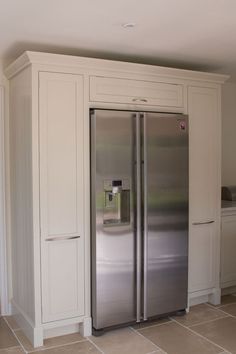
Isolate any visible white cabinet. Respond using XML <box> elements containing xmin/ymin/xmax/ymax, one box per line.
<box><xmin>188</xmin><ymin>86</ymin><xmax>219</xmax><ymax>223</ymax></box>
<box><xmin>42</xmin><ymin>238</ymin><xmax>84</xmax><ymax>322</ymax></box>
<box><xmin>90</xmin><ymin>76</ymin><xmax>183</xmax><ymax>107</ymax></box>
<box><xmin>188</xmin><ymin>86</ymin><xmax>220</xmax><ymax>299</ymax></box>
<box><xmin>189</xmin><ymin>223</ymin><xmax>215</xmax><ymax>292</ymax></box>
<box><xmin>39</xmin><ymin>72</ymin><xmax>85</xmax><ymax>322</ymax></box>
<box><xmin>221</xmin><ymin>212</ymin><xmax>236</xmax><ymax>289</ymax></box>
<box><xmin>5</xmin><ymin>51</ymin><xmax>227</xmax><ymax>347</ymax></box>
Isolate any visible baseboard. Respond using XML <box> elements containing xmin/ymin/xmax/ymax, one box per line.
<box><xmin>11</xmin><ymin>300</ymin><xmax>91</xmax><ymax>346</ymax></box>
<box><xmin>42</xmin><ymin>315</ymin><xmax>85</xmax><ymax>330</ymax></box>
<box><xmin>44</xmin><ymin>323</ymin><xmax>80</xmax><ymax>339</ymax></box>
<box><xmin>188</xmin><ymin>288</ymin><xmax>221</xmax><ymax>306</ymax></box>
<box><xmin>43</xmin><ymin>316</ymin><xmax>92</xmax><ymax>338</ymax></box>
<box><xmin>80</xmin><ymin>317</ymin><xmax>92</xmax><ymax>337</ymax></box>
<box><xmin>221</xmin><ymin>285</ymin><xmax>236</xmax><ymax>296</ymax></box>
<box><xmin>11</xmin><ymin>299</ymin><xmax>43</xmax><ymax>347</ymax></box>
<box><xmin>189</xmin><ymin>294</ymin><xmax>209</xmax><ymax>306</ymax></box>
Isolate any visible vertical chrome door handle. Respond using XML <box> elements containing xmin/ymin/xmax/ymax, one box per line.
<box><xmin>135</xmin><ymin>114</ymin><xmax>142</xmax><ymax>323</ymax></box>
<box><xmin>142</xmin><ymin>113</ymin><xmax>148</xmax><ymax>321</ymax></box>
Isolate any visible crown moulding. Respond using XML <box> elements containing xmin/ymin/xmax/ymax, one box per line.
<box><xmin>4</xmin><ymin>51</ymin><xmax>229</xmax><ymax>84</ymax></box>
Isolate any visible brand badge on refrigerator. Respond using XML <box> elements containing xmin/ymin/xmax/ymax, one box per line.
<box><xmin>179</xmin><ymin>121</ymin><xmax>186</xmax><ymax>131</ymax></box>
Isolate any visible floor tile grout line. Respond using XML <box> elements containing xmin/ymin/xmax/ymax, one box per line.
<box><xmin>216</xmin><ymin>309</ymin><xmax>236</xmax><ymax>319</ymax></box>
<box><xmin>186</xmin><ymin>315</ymin><xmax>230</xmax><ymax>328</ymax></box>
<box><xmin>5</xmin><ymin>320</ymin><xmax>89</xmax><ymax>353</ymax></box>
<box><xmin>217</xmin><ymin>302</ymin><xmax>236</xmax><ymax>308</ymax></box>
<box><xmin>206</xmin><ymin>302</ymin><xmax>236</xmax><ymax>310</ymax></box>
<box><xmin>0</xmin><ymin>345</ymin><xmax>24</xmax><ymax>351</ymax></box>
<box><xmin>87</xmin><ymin>336</ymin><xmax>105</xmax><ymax>354</ymax></box>
<box><xmin>205</xmin><ymin>303</ymin><xmax>236</xmax><ymax>319</ymax></box>
<box><xmin>3</xmin><ymin>316</ymin><xmax>21</xmax><ymax>332</ymax></box>
<box><xmin>170</xmin><ymin>317</ymin><xmax>228</xmax><ymax>353</ymax></box>
<box><xmin>26</xmin><ymin>339</ymin><xmax>88</xmax><ymax>353</ymax></box>
<box><xmin>207</xmin><ymin>300</ymin><xmax>236</xmax><ymax>309</ymax></box>
<box><xmin>129</xmin><ymin>326</ymin><xmax>168</xmax><ymax>354</ymax></box>
<box><xmin>3</xmin><ymin>317</ymin><xmax>27</xmax><ymax>353</ymax></box>
<box><xmin>132</xmin><ymin>319</ymin><xmax>172</xmax><ymax>331</ymax></box>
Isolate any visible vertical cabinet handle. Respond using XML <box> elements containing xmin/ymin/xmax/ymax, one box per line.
<box><xmin>142</xmin><ymin>113</ymin><xmax>148</xmax><ymax>321</ymax></box>
<box><xmin>135</xmin><ymin>114</ymin><xmax>142</xmax><ymax>323</ymax></box>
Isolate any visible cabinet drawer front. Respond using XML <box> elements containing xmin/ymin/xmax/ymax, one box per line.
<box><xmin>90</xmin><ymin>76</ymin><xmax>183</xmax><ymax>107</ymax></box>
<box><xmin>42</xmin><ymin>238</ymin><xmax>84</xmax><ymax>323</ymax></box>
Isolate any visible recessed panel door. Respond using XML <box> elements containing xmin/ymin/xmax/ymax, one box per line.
<box><xmin>39</xmin><ymin>72</ymin><xmax>85</xmax><ymax>322</ymax></box>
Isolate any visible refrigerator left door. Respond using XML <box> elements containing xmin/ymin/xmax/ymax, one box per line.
<box><xmin>91</xmin><ymin>109</ymin><xmax>136</xmax><ymax>330</ymax></box>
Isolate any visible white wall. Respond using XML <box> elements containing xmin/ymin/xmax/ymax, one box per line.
<box><xmin>222</xmin><ymin>82</ymin><xmax>236</xmax><ymax>186</ymax></box>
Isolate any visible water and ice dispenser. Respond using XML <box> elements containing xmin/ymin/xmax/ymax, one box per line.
<box><xmin>103</xmin><ymin>179</ymin><xmax>131</xmax><ymax>225</ymax></box>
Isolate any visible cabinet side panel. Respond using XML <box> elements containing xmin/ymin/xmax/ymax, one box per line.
<box><xmin>9</xmin><ymin>68</ymin><xmax>35</xmax><ymax>322</ymax></box>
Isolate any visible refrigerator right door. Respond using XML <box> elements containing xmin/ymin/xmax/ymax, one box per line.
<box><xmin>143</xmin><ymin>112</ymin><xmax>189</xmax><ymax>319</ymax></box>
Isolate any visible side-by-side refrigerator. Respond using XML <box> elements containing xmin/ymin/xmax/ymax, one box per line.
<box><xmin>91</xmin><ymin>109</ymin><xmax>188</xmax><ymax>333</ymax></box>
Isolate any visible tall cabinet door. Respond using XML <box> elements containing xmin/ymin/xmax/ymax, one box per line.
<box><xmin>39</xmin><ymin>72</ymin><xmax>85</xmax><ymax>322</ymax></box>
<box><xmin>188</xmin><ymin>86</ymin><xmax>220</xmax><ymax>293</ymax></box>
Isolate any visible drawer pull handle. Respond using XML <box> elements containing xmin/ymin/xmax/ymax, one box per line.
<box><xmin>192</xmin><ymin>221</ymin><xmax>214</xmax><ymax>225</ymax></box>
<box><xmin>132</xmin><ymin>98</ymin><xmax>148</xmax><ymax>103</ymax></box>
<box><xmin>45</xmin><ymin>236</ymin><xmax>80</xmax><ymax>242</ymax></box>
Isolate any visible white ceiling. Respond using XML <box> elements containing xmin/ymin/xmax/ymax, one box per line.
<box><xmin>1</xmin><ymin>0</ymin><xmax>236</xmax><ymax>79</ymax></box>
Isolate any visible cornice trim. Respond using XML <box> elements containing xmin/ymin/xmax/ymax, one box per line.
<box><xmin>5</xmin><ymin>51</ymin><xmax>230</xmax><ymax>84</ymax></box>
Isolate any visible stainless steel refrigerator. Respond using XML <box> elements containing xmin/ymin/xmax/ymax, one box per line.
<box><xmin>91</xmin><ymin>109</ymin><xmax>188</xmax><ymax>334</ymax></box>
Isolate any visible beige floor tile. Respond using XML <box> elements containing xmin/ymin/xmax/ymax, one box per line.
<box><xmin>220</xmin><ymin>303</ymin><xmax>236</xmax><ymax>317</ymax></box>
<box><xmin>0</xmin><ymin>318</ymin><xmax>19</xmax><ymax>350</ymax></box>
<box><xmin>172</xmin><ymin>304</ymin><xmax>227</xmax><ymax>327</ymax></box>
<box><xmin>191</xmin><ymin>317</ymin><xmax>236</xmax><ymax>354</ymax></box>
<box><xmin>0</xmin><ymin>347</ymin><xmax>24</xmax><ymax>353</ymax></box>
<box><xmin>32</xmin><ymin>341</ymin><xmax>100</xmax><ymax>354</ymax></box>
<box><xmin>139</xmin><ymin>321</ymin><xmax>222</xmax><ymax>354</ymax></box>
<box><xmin>14</xmin><ymin>330</ymin><xmax>84</xmax><ymax>352</ymax></box>
<box><xmin>90</xmin><ymin>327</ymin><xmax>157</xmax><ymax>354</ymax></box>
<box><xmin>3</xmin><ymin>317</ymin><xmax>20</xmax><ymax>331</ymax></box>
<box><xmin>132</xmin><ymin>317</ymin><xmax>171</xmax><ymax>330</ymax></box>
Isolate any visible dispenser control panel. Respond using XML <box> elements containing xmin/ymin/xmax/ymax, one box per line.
<box><xmin>103</xmin><ymin>179</ymin><xmax>131</xmax><ymax>226</ymax></box>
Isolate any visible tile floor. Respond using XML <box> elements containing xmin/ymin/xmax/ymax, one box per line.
<box><xmin>1</xmin><ymin>295</ymin><xmax>236</xmax><ymax>354</ymax></box>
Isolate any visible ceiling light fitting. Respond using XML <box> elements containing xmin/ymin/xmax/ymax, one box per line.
<box><xmin>122</xmin><ymin>23</ymin><xmax>136</xmax><ymax>28</ymax></box>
